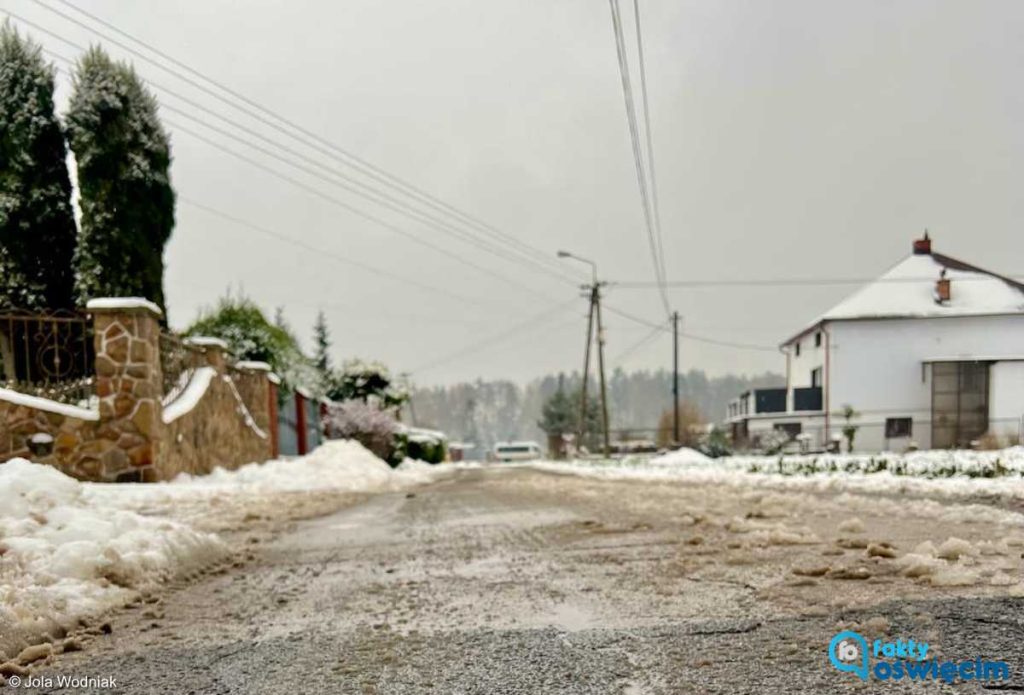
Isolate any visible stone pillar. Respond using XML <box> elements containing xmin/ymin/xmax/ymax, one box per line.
<box><xmin>186</xmin><ymin>336</ymin><xmax>229</xmax><ymax>370</ymax></box>
<box><xmin>88</xmin><ymin>298</ymin><xmax>164</xmax><ymax>482</ymax></box>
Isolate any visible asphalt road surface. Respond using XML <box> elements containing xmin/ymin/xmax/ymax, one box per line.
<box><xmin>25</xmin><ymin>467</ymin><xmax>1024</xmax><ymax>693</ymax></box>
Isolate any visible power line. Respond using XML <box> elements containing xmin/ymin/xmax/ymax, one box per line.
<box><xmin>610</xmin><ymin>319</ymin><xmax>667</xmax><ymax>366</ymax></box>
<box><xmin>21</xmin><ymin>0</ymin><xmax>584</xmax><ymax>285</ymax></box>
<box><xmin>631</xmin><ymin>0</ymin><xmax>669</xmax><ymax>303</ymax></box>
<box><xmin>608</xmin><ymin>0</ymin><xmax>671</xmax><ymax>316</ymax></box>
<box><xmin>20</xmin><ymin>24</ymin><xmax>579</xmax><ymax>292</ymax></box>
<box><xmin>176</xmin><ymin>198</ymin><xmax>502</xmax><ymax>312</ymax></box>
<box><xmin>603</xmin><ymin>303</ymin><xmax>778</xmax><ymax>352</ymax></box>
<box><xmin>409</xmin><ymin>299</ymin><xmax>579</xmax><ymax>374</ymax></box>
<box><xmin>614</xmin><ymin>275</ymin><xmax>1024</xmax><ymax>288</ymax></box>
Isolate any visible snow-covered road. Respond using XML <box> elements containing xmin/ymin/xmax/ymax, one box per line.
<box><xmin>25</xmin><ymin>465</ymin><xmax>1024</xmax><ymax>693</ymax></box>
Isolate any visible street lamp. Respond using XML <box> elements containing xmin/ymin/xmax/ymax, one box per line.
<box><xmin>556</xmin><ymin>250</ymin><xmax>597</xmax><ymax>284</ymax></box>
<box><xmin>556</xmin><ymin>250</ymin><xmax>610</xmax><ymax>458</ymax></box>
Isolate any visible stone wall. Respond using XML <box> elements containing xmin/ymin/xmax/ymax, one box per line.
<box><xmin>155</xmin><ymin>347</ymin><xmax>275</xmax><ymax>479</ymax></box>
<box><xmin>0</xmin><ymin>300</ymin><xmax>276</xmax><ymax>482</ymax></box>
<box><xmin>0</xmin><ymin>397</ymin><xmax>101</xmax><ymax>479</ymax></box>
<box><xmin>92</xmin><ymin>302</ymin><xmax>164</xmax><ymax>481</ymax></box>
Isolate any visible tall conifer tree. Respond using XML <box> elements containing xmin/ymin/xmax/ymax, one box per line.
<box><xmin>66</xmin><ymin>46</ymin><xmax>174</xmax><ymax>310</ymax></box>
<box><xmin>0</xmin><ymin>23</ymin><xmax>78</xmax><ymax>310</ymax></box>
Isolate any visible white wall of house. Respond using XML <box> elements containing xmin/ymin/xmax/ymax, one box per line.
<box><xmin>825</xmin><ymin>314</ymin><xmax>1024</xmax><ymax>451</ymax></box>
<box><xmin>990</xmin><ymin>361</ymin><xmax>1024</xmax><ymax>441</ymax></box>
<box><xmin>787</xmin><ymin>327</ymin><xmax>825</xmax><ymax>410</ymax></box>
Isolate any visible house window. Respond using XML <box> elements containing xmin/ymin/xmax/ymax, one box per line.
<box><xmin>794</xmin><ymin>342</ymin><xmax>801</xmax><ymax>357</ymax></box>
<box><xmin>814</xmin><ymin>332</ymin><xmax>822</xmax><ymax>348</ymax></box>
<box><xmin>811</xmin><ymin>367</ymin><xmax>822</xmax><ymax>388</ymax></box>
<box><xmin>773</xmin><ymin>422</ymin><xmax>802</xmax><ymax>440</ymax></box>
<box><xmin>885</xmin><ymin>417</ymin><xmax>912</xmax><ymax>438</ymax></box>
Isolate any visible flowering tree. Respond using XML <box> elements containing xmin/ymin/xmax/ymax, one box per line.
<box><xmin>324</xmin><ymin>399</ymin><xmax>399</xmax><ymax>461</ymax></box>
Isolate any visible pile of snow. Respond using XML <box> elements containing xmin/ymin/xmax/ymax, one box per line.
<box><xmin>172</xmin><ymin>440</ymin><xmax>442</xmax><ymax>492</ymax></box>
<box><xmin>0</xmin><ymin>440</ymin><xmax>451</xmax><ymax>663</ymax></box>
<box><xmin>0</xmin><ymin>459</ymin><xmax>226</xmax><ymax>661</ymax></box>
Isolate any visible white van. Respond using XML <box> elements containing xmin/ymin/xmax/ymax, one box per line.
<box><xmin>493</xmin><ymin>441</ymin><xmax>543</xmax><ymax>462</ymax></box>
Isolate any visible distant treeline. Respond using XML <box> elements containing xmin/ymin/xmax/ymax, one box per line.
<box><xmin>407</xmin><ymin>369</ymin><xmax>783</xmax><ymax>452</ymax></box>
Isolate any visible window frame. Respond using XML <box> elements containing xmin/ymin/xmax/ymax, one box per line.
<box><xmin>885</xmin><ymin>417</ymin><xmax>913</xmax><ymax>438</ymax></box>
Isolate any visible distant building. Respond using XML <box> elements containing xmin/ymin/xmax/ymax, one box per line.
<box><xmin>727</xmin><ymin>234</ymin><xmax>1024</xmax><ymax>452</ymax></box>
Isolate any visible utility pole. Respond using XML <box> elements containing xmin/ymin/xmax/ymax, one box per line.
<box><xmin>557</xmin><ymin>250</ymin><xmax>611</xmax><ymax>458</ymax></box>
<box><xmin>594</xmin><ymin>283</ymin><xmax>611</xmax><ymax>457</ymax></box>
<box><xmin>672</xmin><ymin>311</ymin><xmax>679</xmax><ymax>446</ymax></box>
<box><xmin>578</xmin><ymin>289</ymin><xmax>596</xmax><ymax>449</ymax></box>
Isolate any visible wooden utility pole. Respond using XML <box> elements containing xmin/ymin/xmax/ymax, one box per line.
<box><xmin>672</xmin><ymin>311</ymin><xmax>680</xmax><ymax>446</ymax></box>
<box><xmin>594</xmin><ymin>284</ymin><xmax>611</xmax><ymax>457</ymax></box>
<box><xmin>577</xmin><ymin>288</ymin><xmax>596</xmax><ymax>450</ymax></box>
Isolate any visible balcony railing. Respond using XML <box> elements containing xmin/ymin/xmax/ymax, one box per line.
<box><xmin>793</xmin><ymin>386</ymin><xmax>823</xmax><ymax>411</ymax></box>
<box><xmin>754</xmin><ymin>388</ymin><xmax>787</xmax><ymax>414</ymax></box>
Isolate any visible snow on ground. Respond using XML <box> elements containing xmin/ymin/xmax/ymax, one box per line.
<box><xmin>0</xmin><ymin>441</ymin><xmax>449</xmax><ymax>663</ymax></box>
<box><xmin>0</xmin><ymin>460</ymin><xmax>226</xmax><ymax>663</ymax></box>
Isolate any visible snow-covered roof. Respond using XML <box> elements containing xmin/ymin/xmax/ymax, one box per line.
<box><xmin>785</xmin><ymin>248</ymin><xmax>1024</xmax><ymax>345</ymax></box>
<box><xmin>86</xmin><ymin>297</ymin><xmax>162</xmax><ymax>316</ymax></box>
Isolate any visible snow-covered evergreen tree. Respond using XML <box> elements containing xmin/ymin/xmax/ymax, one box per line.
<box><xmin>65</xmin><ymin>46</ymin><xmax>174</xmax><ymax>310</ymax></box>
<box><xmin>313</xmin><ymin>310</ymin><xmax>331</xmax><ymax>375</ymax></box>
<box><xmin>0</xmin><ymin>23</ymin><xmax>78</xmax><ymax>310</ymax></box>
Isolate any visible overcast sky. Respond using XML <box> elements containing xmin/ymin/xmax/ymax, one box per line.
<box><xmin>7</xmin><ymin>0</ymin><xmax>1023</xmax><ymax>385</ymax></box>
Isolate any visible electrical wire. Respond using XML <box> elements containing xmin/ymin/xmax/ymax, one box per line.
<box><xmin>603</xmin><ymin>303</ymin><xmax>779</xmax><ymax>352</ymax></box>
<box><xmin>615</xmin><ymin>275</ymin><xmax>1024</xmax><ymax>288</ymax></box>
<box><xmin>22</xmin><ymin>0</ymin><xmax>585</xmax><ymax>284</ymax></box>
<box><xmin>631</xmin><ymin>0</ymin><xmax>669</xmax><ymax>303</ymax></box>
<box><xmin>409</xmin><ymin>299</ymin><xmax>579</xmax><ymax>374</ymax></box>
<box><xmin>609</xmin><ymin>319</ymin><xmax>667</xmax><ymax>366</ymax></box>
<box><xmin>19</xmin><ymin>28</ymin><xmax>580</xmax><ymax>290</ymax></box>
<box><xmin>608</xmin><ymin>0</ymin><xmax>671</xmax><ymax>316</ymax></box>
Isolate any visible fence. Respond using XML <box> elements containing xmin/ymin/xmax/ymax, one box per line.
<box><xmin>0</xmin><ymin>309</ymin><xmax>94</xmax><ymax>405</ymax></box>
<box><xmin>159</xmin><ymin>332</ymin><xmax>206</xmax><ymax>401</ymax></box>
<box><xmin>275</xmin><ymin>388</ymin><xmax>323</xmax><ymax>457</ymax></box>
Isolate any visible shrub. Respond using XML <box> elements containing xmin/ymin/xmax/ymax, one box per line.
<box><xmin>324</xmin><ymin>400</ymin><xmax>398</xmax><ymax>462</ymax></box>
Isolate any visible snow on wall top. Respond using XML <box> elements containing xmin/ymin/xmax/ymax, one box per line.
<box><xmin>162</xmin><ymin>367</ymin><xmax>217</xmax><ymax>424</ymax></box>
<box><xmin>185</xmin><ymin>336</ymin><xmax>229</xmax><ymax>350</ymax></box>
<box><xmin>787</xmin><ymin>252</ymin><xmax>1024</xmax><ymax>343</ymax></box>
<box><xmin>85</xmin><ymin>297</ymin><xmax>162</xmax><ymax>316</ymax></box>
<box><xmin>0</xmin><ymin>387</ymin><xmax>99</xmax><ymax>421</ymax></box>
<box><xmin>235</xmin><ymin>361</ymin><xmax>272</xmax><ymax>371</ymax></box>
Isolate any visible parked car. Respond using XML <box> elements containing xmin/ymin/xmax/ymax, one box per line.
<box><xmin>493</xmin><ymin>441</ymin><xmax>543</xmax><ymax>462</ymax></box>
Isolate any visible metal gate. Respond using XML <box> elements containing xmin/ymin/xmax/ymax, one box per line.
<box><xmin>276</xmin><ymin>389</ymin><xmax>322</xmax><ymax>456</ymax></box>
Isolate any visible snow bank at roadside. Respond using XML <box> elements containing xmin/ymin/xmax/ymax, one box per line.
<box><xmin>0</xmin><ymin>440</ymin><xmax>451</xmax><ymax>663</ymax></box>
<box><xmin>0</xmin><ymin>459</ymin><xmax>227</xmax><ymax>661</ymax></box>
<box><xmin>528</xmin><ymin>447</ymin><xmax>1024</xmax><ymax>507</ymax></box>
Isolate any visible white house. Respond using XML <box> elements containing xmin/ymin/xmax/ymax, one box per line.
<box><xmin>726</xmin><ymin>234</ymin><xmax>1024</xmax><ymax>452</ymax></box>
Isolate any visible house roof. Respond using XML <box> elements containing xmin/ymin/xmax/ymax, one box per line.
<box><xmin>783</xmin><ymin>247</ymin><xmax>1024</xmax><ymax>346</ymax></box>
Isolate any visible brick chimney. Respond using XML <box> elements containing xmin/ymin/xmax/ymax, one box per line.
<box><xmin>913</xmin><ymin>231</ymin><xmax>932</xmax><ymax>255</ymax></box>
<box><xmin>935</xmin><ymin>268</ymin><xmax>951</xmax><ymax>303</ymax></box>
